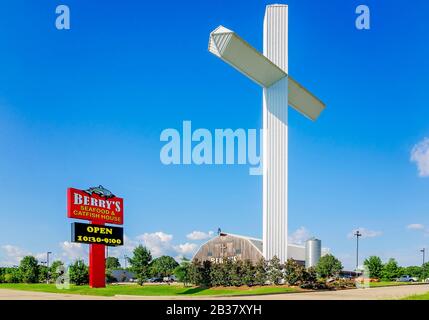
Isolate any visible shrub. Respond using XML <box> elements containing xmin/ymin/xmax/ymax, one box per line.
<box><xmin>268</xmin><ymin>256</ymin><xmax>283</xmax><ymax>285</ymax></box>
<box><xmin>241</xmin><ymin>260</ymin><xmax>255</xmax><ymax>286</ymax></box>
<box><xmin>229</xmin><ymin>260</ymin><xmax>245</xmax><ymax>286</ymax></box>
<box><xmin>189</xmin><ymin>259</ymin><xmax>211</xmax><ymax>287</ymax></box>
<box><xmin>254</xmin><ymin>258</ymin><xmax>268</xmax><ymax>286</ymax></box>
<box><xmin>4</xmin><ymin>269</ymin><xmax>21</xmax><ymax>283</ymax></box>
<box><xmin>284</xmin><ymin>259</ymin><xmax>305</xmax><ymax>286</ymax></box>
<box><xmin>69</xmin><ymin>260</ymin><xmax>88</xmax><ymax>285</ymax></box>
<box><xmin>209</xmin><ymin>262</ymin><xmax>229</xmax><ymax>286</ymax></box>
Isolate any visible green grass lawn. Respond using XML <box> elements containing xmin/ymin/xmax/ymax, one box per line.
<box><xmin>369</xmin><ymin>281</ymin><xmax>417</xmax><ymax>288</ymax></box>
<box><xmin>0</xmin><ymin>283</ymin><xmax>298</xmax><ymax>297</ymax></box>
<box><xmin>402</xmin><ymin>292</ymin><xmax>429</xmax><ymax>300</ymax></box>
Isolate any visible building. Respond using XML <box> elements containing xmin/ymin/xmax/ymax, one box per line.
<box><xmin>110</xmin><ymin>270</ymin><xmax>136</xmax><ymax>283</ymax></box>
<box><xmin>193</xmin><ymin>232</ymin><xmax>306</xmax><ymax>265</ymax></box>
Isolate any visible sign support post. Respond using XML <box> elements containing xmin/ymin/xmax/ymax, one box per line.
<box><xmin>89</xmin><ymin>222</ymin><xmax>106</xmax><ymax>288</ymax></box>
<box><xmin>89</xmin><ymin>243</ymin><xmax>106</xmax><ymax>288</ymax></box>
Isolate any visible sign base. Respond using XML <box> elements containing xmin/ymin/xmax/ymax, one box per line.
<box><xmin>89</xmin><ymin>243</ymin><xmax>106</xmax><ymax>288</ymax></box>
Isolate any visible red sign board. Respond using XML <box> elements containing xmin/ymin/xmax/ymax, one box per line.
<box><xmin>67</xmin><ymin>187</ymin><xmax>124</xmax><ymax>225</ymax></box>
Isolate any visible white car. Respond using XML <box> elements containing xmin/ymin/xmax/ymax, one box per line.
<box><xmin>397</xmin><ymin>275</ymin><xmax>418</xmax><ymax>282</ymax></box>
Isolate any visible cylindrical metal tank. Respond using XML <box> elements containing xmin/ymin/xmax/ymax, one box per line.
<box><xmin>305</xmin><ymin>238</ymin><xmax>321</xmax><ymax>268</ymax></box>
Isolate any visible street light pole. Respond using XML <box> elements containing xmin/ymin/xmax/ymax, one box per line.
<box><xmin>124</xmin><ymin>255</ymin><xmax>128</xmax><ymax>269</ymax></box>
<box><xmin>354</xmin><ymin>230</ymin><xmax>362</xmax><ymax>270</ymax></box>
<box><xmin>46</xmin><ymin>252</ymin><xmax>52</xmax><ymax>284</ymax></box>
<box><xmin>421</xmin><ymin>248</ymin><xmax>425</xmax><ymax>266</ymax></box>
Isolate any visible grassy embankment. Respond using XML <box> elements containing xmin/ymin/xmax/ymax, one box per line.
<box><xmin>0</xmin><ymin>283</ymin><xmax>298</xmax><ymax>297</ymax></box>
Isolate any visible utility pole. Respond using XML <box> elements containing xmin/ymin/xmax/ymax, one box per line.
<box><xmin>124</xmin><ymin>255</ymin><xmax>128</xmax><ymax>269</ymax></box>
<box><xmin>46</xmin><ymin>252</ymin><xmax>52</xmax><ymax>284</ymax></box>
<box><xmin>354</xmin><ymin>230</ymin><xmax>362</xmax><ymax>270</ymax></box>
<box><xmin>421</xmin><ymin>248</ymin><xmax>426</xmax><ymax>266</ymax></box>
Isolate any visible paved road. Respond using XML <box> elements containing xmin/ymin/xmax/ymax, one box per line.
<box><xmin>1</xmin><ymin>285</ymin><xmax>429</xmax><ymax>300</ymax></box>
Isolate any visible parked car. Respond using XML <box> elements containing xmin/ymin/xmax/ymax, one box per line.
<box><xmin>148</xmin><ymin>277</ymin><xmax>163</xmax><ymax>283</ymax></box>
<box><xmin>163</xmin><ymin>275</ymin><xmax>177</xmax><ymax>283</ymax></box>
<box><xmin>396</xmin><ymin>275</ymin><xmax>418</xmax><ymax>282</ymax></box>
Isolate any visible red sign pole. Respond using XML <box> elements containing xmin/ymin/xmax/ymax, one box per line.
<box><xmin>89</xmin><ymin>222</ymin><xmax>106</xmax><ymax>288</ymax></box>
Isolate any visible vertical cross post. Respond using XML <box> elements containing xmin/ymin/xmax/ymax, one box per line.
<box><xmin>263</xmin><ymin>4</ymin><xmax>289</xmax><ymax>262</ymax></box>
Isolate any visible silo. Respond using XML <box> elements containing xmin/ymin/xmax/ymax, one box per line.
<box><xmin>305</xmin><ymin>238</ymin><xmax>321</xmax><ymax>268</ymax></box>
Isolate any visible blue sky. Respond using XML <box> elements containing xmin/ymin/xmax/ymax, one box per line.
<box><xmin>0</xmin><ymin>0</ymin><xmax>428</xmax><ymax>269</ymax></box>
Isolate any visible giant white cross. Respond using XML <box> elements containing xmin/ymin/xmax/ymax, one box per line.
<box><xmin>208</xmin><ymin>4</ymin><xmax>325</xmax><ymax>262</ymax></box>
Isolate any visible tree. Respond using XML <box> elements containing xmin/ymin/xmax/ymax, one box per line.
<box><xmin>150</xmin><ymin>256</ymin><xmax>179</xmax><ymax>278</ymax></box>
<box><xmin>128</xmin><ymin>245</ymin><xmax>152</xmax><ymax>285</ymax></box>
<box><xmin>268</xmin><ymin>256</ymin><xmax>283</xmax><ymax>285</ymax></box>
<box><xmin>241</xmin><ymin>260</ymin><xmax>255</xmax><ymax>287</ymax></box>
<box><xmin>284</xmin><ymin>259</ymin><xmax>305</xmax><ymax>285</ymax></box>
<box><xmin>69</xmin><ymin>259</ymin><xmax>88</xmax><ymax>285</ymax></box>
<box><xmin>363</xmin><ymin>256</ymin><xmax>383</xmax><ymax>279</ymax></box>
<box><xmin>420</xmin><ymin>263</ymin><xmax>429</xmax><ymax>280</ymax></box>
<box><xmin>381</xmin><ymin>258</ymin><xmax>400</xmax><ymax>281</ymax></box>
<box><xmin>316</xmin><ymin>254</ymin><xmax>343</xmax><ymax>278</ymax></box>
<box><xmin>174</xmin><ymin>257</ymin><xmax>192</xmax><ymax>286</ymax></box>
<box><xmin>254</xmin><ymin>258</ymin><xmax>268</xmax><ymax>286</ymax></box>
<box><xmin>38</xmin><ymin>265</ymin><xmax>48</xmax><ymax>283</ymax></box>
<box><xmin>106</xmin><ymin>257</ymin><xmax>121</xmax><ymax>270</ymax></box>
<box><xmin>19</xmin><ymin>256</ymin><xmax>39</xmax><ymax>283</ymax></box>
<box><xmin>403</xmin><ymin>265</ymin><xmax>423</xmax><ymax>279</ymax></box>
<box><xmin>50</xmin><ymin>260</ymin><xmax>65</xmax><ymax>282</ymax></box>
<box><xmin>209</xmin><ymin>262</ymin><xmax>228</xmax><ymax>286</ymax></box>
<box><xmin>189</xmin><ymin>259</ymin><xmax>211</xmax><ymax>287</ymax></box>
<box><xmin>229</xmin><ymin>260</ymin><xmax>245</xmax><ymax>287</ymax></box>
<box><xmin>3</xmin><ymin>268</ymin><xmax>21</xmax><ymax>283</ymax></box>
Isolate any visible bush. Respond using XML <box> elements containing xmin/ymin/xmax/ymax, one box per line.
<box><xmin>284</xmin><ymin>259</ymin><xmax>305</xmax><ymax>286</ymax></box>
<box><xmin>241</xmin><ymin>260</ymin><xmax>255</xmax><ymax>286</ymax></box>
<box><xmin>254</xmin><ymin>258</ymin><xmax>268</xmax><ymax>286</ymax></box>
<box><xmin>189</xmin><ymin>259</ymin><xmax>211</xmax><ymax>287</ymax></box>
<box><xmin>209</xmin><ymin>262</ymin><xmax>229</xmax><ymax>286</ymax></box>
<box><xmin>4</xmin><ymin>269</ymin><xmax>21</xmax><ymax>283</ymax></box>
<box><xmin>106</xmin><ymin>270</ymin><xmax>117</xmax><ymax>283</ymax></box>
<box><xmin>268</xmin><ymin>256</ymin><xmax>283</xmax><ymax>285</ymax></box>
<box><xmin>69</xmin><ymin>260</ymin><xmax>88</xmax><ymax>285</ymax></box>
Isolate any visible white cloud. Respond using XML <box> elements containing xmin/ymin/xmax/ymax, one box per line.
<box><xmin>288</xmin><ymin>227</ymin><xmax>311</xmax><ymax>245</ymax></box>
<box><xmin>347</xmin><ymin>228</ymin><xmax>382</xmax><ymax>239</ymax></box>
<box><xmin>109</xmin><ymin>234</ymin><xmax>138</xmax><ymax>260</ymax></box>
<box><xmin>321</xmin><ymin>247</ymin><xmax>331</xmax><ymax>256</ymax></box>
<box><xmin>186</xmin><ymin>231</ymin><xmax>214</xmax><ymax>241</ymax></box>
<box><xmin>59</xmin><ymin>241</ymin><xmax>87</xmax><ymax>263</ymax></box>
<box><xmin>407</xmin><ymin>223</ymin><xmax>425</xmax><ymax>230</ymax></box>
<box><xmin>174</xmin><ymin>242</ymin><xmax>198</xmax><ymax>256</ymax></box>
<box><xmin>0</xmin><ymin>245</ymin><xmax>30</xmax><ymax>266</ymax></box>
<box><xmin>0</xmin><ymin>245</ymin><xmax>48</xmax><ymax>267</ymax></box>
<box><xmin>136</xmin><ymin>232</ymin><xmax>174</xmax><ymax>257</ymax></box>
<box><xmin>411</xmin><ymin>138</ymin><xmax>429</xmax><ymax>177</ymax></box>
